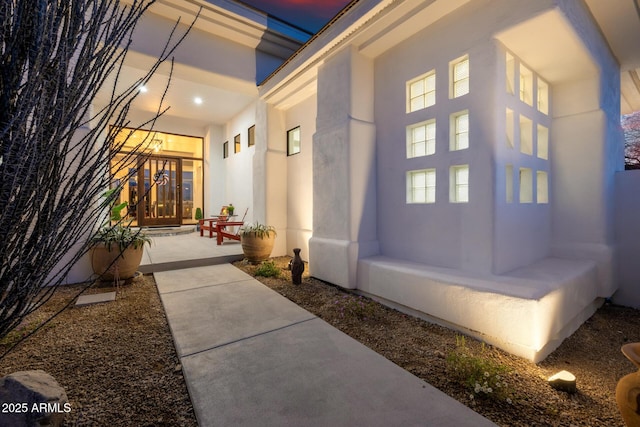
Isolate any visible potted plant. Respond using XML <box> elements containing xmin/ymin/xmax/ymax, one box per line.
<box><xmin>227</xmin><ymin>204</ymin><xmax>235</xmax><ymax>216</ymax></box>
<box><xmin>240</xmin><ymin>223</ymin><xmax>277</xmax><ymax>264</ymax></box>
<box><xmin>90</xmin><ymin>189</ymin><xmax>151</xmax><ymax>281</ymax></box>
<box><xmin>195</xmin><ymin>207</ymin><xmax>203</xmax><ymax>231</ymax></box>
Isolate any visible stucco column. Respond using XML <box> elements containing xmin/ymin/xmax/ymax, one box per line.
<box><xmin>309</xmin><ymin>46</ymin><xmax>379</xmax><ymax>289</ymax></box>
<box><xmin>254</xmin><ymin>100</ymin><xmax>288</xmax><ymax>256</ymax></box>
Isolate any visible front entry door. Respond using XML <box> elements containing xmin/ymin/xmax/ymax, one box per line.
<box><xmin>138</xmin><ymin>156</ymin><xmax>181</xmax><ymax>226</ymax></box>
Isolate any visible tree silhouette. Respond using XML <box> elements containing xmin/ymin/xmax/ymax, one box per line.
<box><xmin>0</xmin><ymin>0</ymin><xmax>194</xmax><ymax>344</ymax></box>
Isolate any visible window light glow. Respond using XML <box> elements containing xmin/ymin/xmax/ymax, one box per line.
<box><xmin>452</xmin><ymin>56</ymin><xmax>469</xmax><ymax>98</ymax></box>
<box><xmin>450</xmin><ymin>165</ymin><xmax>469</xmax><ymax>203</ymax></box>
<box><xmin>407</xmin><ymin>120</ymin><xmax>436</xmax><ymax>158</ymax></box>
<box><xmin>407</xmin><ymin>72</ymin><xmax>436</xmax><ymax>112</ymax></box>
<box><xmin>450</xmin><ymin>111</ymin><xmax>469</xmax><ymax>151</ymax></box>
<box><xmin>407</xmin><ymin>169</ymin><xmax>436</xmax><ymax>204</ymax></box>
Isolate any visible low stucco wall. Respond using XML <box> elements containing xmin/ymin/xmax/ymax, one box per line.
<box><xmin>613</xmin><ymin>170</ymin><xmax>640</xmax><ymax>308</ymax></box>
<box><xmin>357</xmin><ymin>255</ymin><xmax>601</xmax><ymax>362</ymax></box>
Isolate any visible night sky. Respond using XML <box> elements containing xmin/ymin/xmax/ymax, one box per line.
<box><xmin>238</xmin><ymin>0</ymin><xmax>352</xmax><ymax>34</ymax></box>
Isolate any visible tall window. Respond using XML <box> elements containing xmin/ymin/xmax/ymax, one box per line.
<box><xmin>506</xmin><ymin>108</ymin><xmax>514</xmax><ymax>148</ymax></box>
<box><xmin>450</xmin><ymin>165</ymin><xmax>469</xmax><ymax>203</ymax></box>
<box><xmin>519</xmin><ymin>168</ymin><xmax>533</xmax><ymax>203</ymax></box>
<box><xmin>287</xmin><ymin>126</ymin><xmax>301</xmax><ymax>156</ymax></box>
<box><xmin>407</xmin><ymin>71</ymin><xmax>436</xmax><ymax>112</ymax></box>
<box><xmin>407</xmin><ymin>120</ymin><xmax>436</xmax><ymax>158</ymax></box>
<box><xmin>537</xmin><ymin>77</ymin><xmax>549</xmax><ymax>115</ymax></box>
<box><xmin>506</xmin><ymin>165</ymin><xmax>514</xmax><ymax>203</ymax></box>
<box><xmin>234</xmin><ymin>134</ymin><xmax>241</xmax><ymax>153</ymax></box>
<box><xmin>248</xmin><ymin>125</ymin><xmax>255</xmax><ymax>147</ymax></box>
<box><xmin>450</xmin><ymin>111</ymin><xmax>469</xmax><ymax>151</ymax></box>
<box><xmin>537</xmin><ymin>125</ymin><xmax>549</xmax><ymax>159</ymax></box>
<box><xmin>223</xmin><ymin>141</ymin><xmax>228</xmax><ymax>159</ymax></box>
<box><xmin>519</xmin><ymin>64</ymin><xmax>533</xmax><ymax>106</ymax></box>
<box><xmin>506</xmin><ymin>52</ymin><xmax>515</xmax><ymax>95</ymax></box>
<box><xmin>519</xmin><ymin>115</ymin><xmax>533</xmax><ymax>155</ymax></box>
<box><xmin>451</xmin><ymin>56</ymin><xmax>469</xmax><ymax>98</ymax></box>
<box><xmin>537</xmin><ymin>171</ymin><xmax>549</xmax><ymax>203</ymax></box>
<box><xmin>407</xmin><ymin>169</ymin><xmax>436</xmax><ymax>204</ymax></box>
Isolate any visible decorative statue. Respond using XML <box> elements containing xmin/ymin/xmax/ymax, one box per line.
<box><xmin>291</xmin><ymin>248</ymin><xmax>304</xmax><ymax>285</ymax></box>
<box><xmin>616</xmin><ymin>342</ymin><xmax>640</xmax><ymax>426</ymax></box>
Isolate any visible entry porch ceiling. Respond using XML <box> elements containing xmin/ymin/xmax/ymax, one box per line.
<box><xmin>584</xmin><ymin>0</ymin><xmax>640</xmax><ymax>114</ymax></box>
<box><xmin>94</xmin><ymin>50</ymin><xmax>258</xmax><ymax>127</ymax></box>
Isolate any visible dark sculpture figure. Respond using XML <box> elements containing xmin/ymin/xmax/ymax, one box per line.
<box><xmin>291</xmin><ymin>248</ymin><xmax>304</xmax><ymax>285</ymax></box>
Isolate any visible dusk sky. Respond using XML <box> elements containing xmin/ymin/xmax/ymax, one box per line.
<box><xmin>238</xmin><ymin>0</ymin><xmax>352</xmax><ymax>34</ymax></box>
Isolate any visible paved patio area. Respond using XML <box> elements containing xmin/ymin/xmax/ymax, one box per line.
<box><xmin>154</xmin><ymin>263</ymin><xmax>498</xmax><ymax>427</ymax></box>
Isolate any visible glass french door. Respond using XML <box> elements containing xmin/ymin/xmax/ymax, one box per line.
<box><xmin>138</xmin><ymin>156</ymin><xmax>182</xmax><ymax>226</ymax></box>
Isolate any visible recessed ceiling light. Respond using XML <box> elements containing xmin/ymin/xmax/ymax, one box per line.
<box><xmin>138</xmin><ymin>85</ymin><xmax>148</xmax><ymax>93</ymax></box>
<box><xmin>194</xmin><ymin>97</ymin><xmax>203</xmax><ymax>105</ymax></box>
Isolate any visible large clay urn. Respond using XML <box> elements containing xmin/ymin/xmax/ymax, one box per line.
<box><xmin>616</xmin><ymin>343</ymin><xmax>640</xmax><ymax>426</ymax></box>
<box><xmin>240</xmin><ymin>231</ymin><xmax>276</xmax><ymax>264</ymax></box>
<box><xmin>91</xmin><ymin>244</ymin><xmax>144</xmax><ymax>280</ymax></box>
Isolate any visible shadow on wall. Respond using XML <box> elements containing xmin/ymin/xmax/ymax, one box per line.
<box><xmin>254</xmin><ymin>17</ymin><xmax>310</xmax><ymax>84</ymax></box>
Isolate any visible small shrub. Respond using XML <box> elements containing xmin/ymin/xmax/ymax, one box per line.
<box><xmin>333</xmin><ymin>294</ymin><xmax>377</xmax><ymax>320</ymax></box>
<box><xmin>0</xmin><ymin>321</ymin><xmax>42</xmax><ymax>347</ymax></box>
<box><xmin>254</xmin><ymin>260</ymin><xmax>280</xmax><ymax>278</ymax></box>
<box><xmin>446</xmin><ymin>336</ymin><xmax>512</xmax><ymax>402</ymax></box>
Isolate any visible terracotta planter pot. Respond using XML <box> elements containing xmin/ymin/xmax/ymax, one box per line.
<box><xmin>241</xmin><ymin>232</ymin><xmax>276</xmax><ymax>264</ymax></box>
<box><xmin>91</xmin><ymin>243</ymin><xmax>144</xmax><ymax>280</ymax></box>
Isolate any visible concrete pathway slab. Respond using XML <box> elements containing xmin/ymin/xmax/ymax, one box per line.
<box><xmin>182</xmin><ymin>317</ymin><xmax>496</xmax><ymax>427</ymax></box>
<box><xmin>155</xmin><ymin>264</ymin><xmax>252</xmax><ymax>294</ymax></box>
<box><xmin>75</xmin><ymin>292</ymin><xmax>116</xmax><ymax>307</ymax></box>
<box><xmin>159</xmin><ymin>278</ymin><xmax>315</xmax><ymax>357</ymax></box>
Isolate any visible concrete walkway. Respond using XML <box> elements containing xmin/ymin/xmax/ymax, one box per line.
<box><xmin>154</xmin><ymin>264</ymin><xmax>497</xmax><ymax>427</ymax></box>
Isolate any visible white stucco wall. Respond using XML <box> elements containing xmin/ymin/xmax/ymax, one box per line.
<box><xmin>613</xmin><ymin>170</ymin><xmax>640</xmax><ymax>308</ymax></box>
<box><xmin>283</xmin><ymin>94</ymin><xmax>316</xmax><ymax>260</ymax></box>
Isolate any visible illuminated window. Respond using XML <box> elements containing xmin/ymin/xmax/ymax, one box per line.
<box><xmin>519</xmin><ymin>115</ymin><xmax>533</xmax><ymax>155</ymax></box>
<box><xmin>407</xmin><ymin>169</ymin><xmax>436</xmax><ymax>203</ymax></box>
<box><xmin>450</xmin><ymin>165</ymin><xmax>469</xmax><ymax>203</ymax></box>
<box><xmin>537</xmin><ymin>77</ymin><xmax>549</xmax><ymax>114</ymax></box>
<box><xmin>519</xmin><ymin>64</ymin><xmax>533</xmax><ymax>106</ymax></box>
<box><xmin>519</xmin><ymin>168</ymin><xmax>533</xmax><ymax>203</ymax></box>
<box><xmin>248</xmin><ymin>125</ymin><xmax>255</xmax><ymax>147</ymax></box>
<box><xmin>234</xmin><ymin>134</ymin><xmax>241</xmax><ymax>153</ymax></box>
<box><xmin>537</xmin><ymin>125</ymin><xmax>548</xmax><ymax>159</ymax></box>
<box><xmin>451</xmin><ymin>56</ymin><xmax>469</xmax><ymax>98</ymax></box>
<box><xmin>537</xmin><ymin>171</ymin><xmax>549</xmax><ymax>203</ymax></box>
<box><xmin>450</xmin><ymin>111</ymin><xmax>469</xmax><ymax>151</ymax></box>
<box><xmin>407</xmin><ymin>71</ymin><xmax>436</xmax><ymax>112</ymax></box>
<box><xmin>407</xmin><ymin>120</ymin><xmax>436</xmax><ymax>158</ymax></box>
<box><xmin>506</xmin><ymin>164</ymin><xmax>513</xmax><ymax>203</ymax></box>
<box><xmin>287</xmin><ymin>126</ymin><xmax>301</xmax><ymax>156</ymax></box>
<box><xmin>506</xmin><ymin>52</ymin><xmax>515</xmax><ymax>95</ymax></box>
<box><xmin>506</xmin><ymin>108</ymin><xmax>514</xmax><ymax>148</ymax></box>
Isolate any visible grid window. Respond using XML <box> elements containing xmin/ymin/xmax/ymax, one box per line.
<box><xmin>519</xmin><ymin>115</ymin><xmax>533</xmax><ymax>155</ymax></box>
<box><xmin>450</xmin><ymin>111</ymin><xmax>469</xmax><ymax>151</ymax></box>
<box><xmin>519</xmin><ymin>168</ymin><xmax>533</xmax><ymax>203</ymax></box>
<box><xmin>537</xmin><ymin>77</ymin><xmax>549</xmax><ymax>115</ymax></box>
<box><xmin>452</xmin><ymin>56</ymin><xmax>469</xmax><ymax>98</ymax></box>
<box><xmin>248</xmin><ymin>125</ymin><xmax>255</xmax><ymax>147</ymax></box>
<box><xmin>407</xmin><ymin>169</ymin><xmax>436</xmax><ymax>204</ymax></box>
<box><xmin>408</xmin><ymin>72</ymin><xmax>436</xmax><ymax>112</ymax></box>
<box><xmin>287</xmin><ymin>126</ymin><xmax>301</xmax><ymax>156</ymax></box>
<box><xmin>234</xmin><ymin>134</ymin><xmax>241</xmax><ymax>153</ymax></box>
<box><xmin>407</xmin><ymin>120</ymin><xmax>436</xmax><ymax>158</ymax></box>
<box><xmin>450</xmin><ymin>165</ymin><xmax>469</xmax><ymax>203</ymax></box>
<box><xmin>537</xmin><ymin>125</ymin><xmax>549</xmax><ymax>160</ymax></box>
<box><xmin>519</xmin><ymin>64</ymin><xmax>533</xmax><ymax>106</ymax></box>
<box><xmin>506</xmin><ymin>164</ymin><xmax>514</xmax><ymax>203</ymax></box>
<box><xmin>223</xmin><ymin>141</ymin><xmax>228</xmax><ymax>159</ymax></box>
<box><xmin>506</xmin><ymin>52</ymin><xmax>515</xmax><ymax>95</ymax></box>
<box><xmin>537</xmin><ymin>171</ymin><xmax>549</xmax><ymax>203</ymax></box>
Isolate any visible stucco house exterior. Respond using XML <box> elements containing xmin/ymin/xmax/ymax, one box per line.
<box><xmin>79</xmin><ymin>0</ymin><xmax>640</xmax><ymax>362</ymax></box>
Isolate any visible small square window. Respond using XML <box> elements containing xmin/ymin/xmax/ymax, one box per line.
<box><xmin>407</xmin><ymin>120</ymin><xmax>436</xmax><ymax>158</ymax></box>
<box><xmin>234</xmin><ymin>134</ymin><xmax>241</xmax><ymax>153</ymax></box>
<box><xmin>407</xmin><ymin>71</ymin><xmax>436</xmax><ymax>113</ymax></box>
<box><xmin>407</xmin><ymin>169</ymin><xmax>436</xmax><ymax>203</ymax></box>
<box><xmin>248</xmin><ymin>125</ymin><xmax>255</xmax><ymax>147</ymax></box>
<box><xmin>450</xmin><ymin>165</ymin><xmax>469</xmax><ymax>203</ymax></box>
<box><xmin>519</xmin><ymin>115</ymin><xmax>533</xmax><ymax>155</ymax></box>
<box><xmin>537</xmin><ymin>171</ymin><xmax>549</xmax><ymax>203</ymax></box>
<box><xmin>223</xmin><ymin>141</ymin><xmax>228</xmax><ymax>159</ymax></box>
<box><xmin>450</xmin><ymin>111</ymin><xmax>469</xmax><ymax>151</ymax></box>
<box><xmin>451</xmin><ymin>56</ymin><xmax>469</xmax><ymax>98</ymax></box>
<box><xmin>287</xmin><ymin>126</ymin><xmax>301</xmax><ymax>156</ymax></box>
<box><xmin>537</xmin><ymin>125</ymin><xmax>549</xmax><ymax>160</ymax></box>
<box><xmin>519</xmin><ymin>168</ymin><xmax>533</xmax><ymax>203</ymax></box>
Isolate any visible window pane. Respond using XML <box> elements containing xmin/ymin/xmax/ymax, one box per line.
<box><xmin>411</xmin><ymin>97</ymin><xmax>424</xmax><ymax>112</ymax></box>
<box><xmin>456</xmin><ymin>167</ymin><xmax>469</xmax><ymax>185</ymax></box>
<box><xmin>425</xmin><ymin>74</ymin><xmax>436</xmax><ymax>91</ymax></box>
<box><xmin>288</xmin><ymin>127</ymin><xmax>301</xmax><ymax>155</ymax></box>
<box><xmin>414</xmin><ymin>142</ymin><xmax>426</xmax><ymax>157</ymax></box>
<box><xmin>410</xmin><ymin>80</ymin><xmax>424</xmax><ymax>98</ymax></box>
<box><xmin>413</xmin><ymin>125</ymin><xmax>426</xmax><ymax>143</ymax></box>
<box><xmin>454</xmin><ymin>59</ymin><xmax>469</xmax><ymax>80</ymax></box>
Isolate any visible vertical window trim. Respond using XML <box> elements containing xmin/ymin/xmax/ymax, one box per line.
<box><xmin>287</xmin><ymin>126</ymin><xmax>301</xmax><ymax>156</ymax></box>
